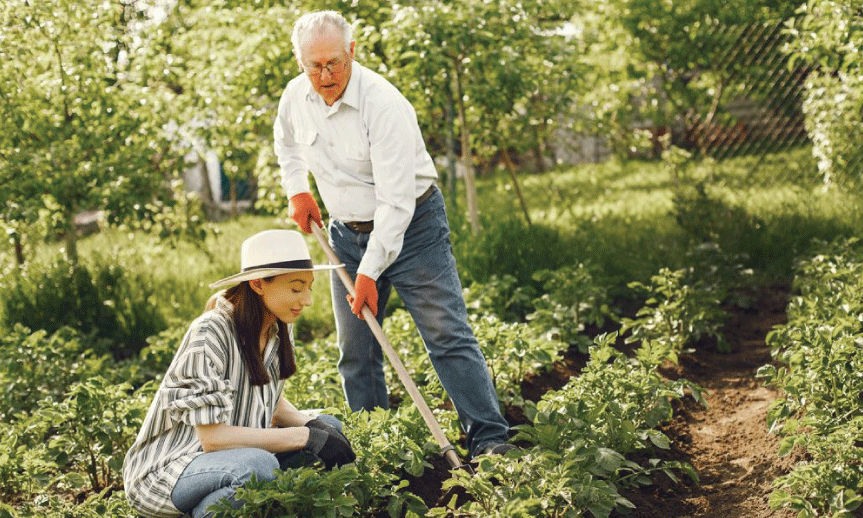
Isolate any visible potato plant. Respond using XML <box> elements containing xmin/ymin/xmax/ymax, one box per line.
<box><xmin>758</xmin><ymin>237</ymin><xmax>863</xmax><ymax>517</ymax></box>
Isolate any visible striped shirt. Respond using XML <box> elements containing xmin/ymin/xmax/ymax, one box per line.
<box><xmin>123</xmin><ymin>297</ymin><xmax>287</xmax><ymax>518</ymax></box>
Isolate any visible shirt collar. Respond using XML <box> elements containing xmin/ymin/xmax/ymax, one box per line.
<box><xmin>302</xmin><ymin>61</ymin><xmax>361</xmax><ymax>111</ymax></box>
<box><xmin>340</xmin><ymin>61</ymin><xmax>361</xmax><ymax>110</ymax></box>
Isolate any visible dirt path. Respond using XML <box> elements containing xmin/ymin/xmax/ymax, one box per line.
<box><xmin>618</xmin><ymin>285</ymin><xmax>798</xmax><ymax>518</ymax></box>
<box><xmin>410</xmin><ymin>286</ymin><xmax>801</xmax><ymax>517</ymax></box>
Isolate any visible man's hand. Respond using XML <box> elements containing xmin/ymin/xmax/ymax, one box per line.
<box><xmin>347</xmin><ymin>274</ymin><xmax>378</xmax><ymax>319</ymax></box>
<box><xmin>289</xmin><ymin>192</ymin><xmax>322</xmax><ymax>234</ymax></box>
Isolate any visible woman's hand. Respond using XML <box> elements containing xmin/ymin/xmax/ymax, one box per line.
<box><xmin>271</xmin><ymin>396</ymin><xmax>313</xmax><ymax>428</ymax></box>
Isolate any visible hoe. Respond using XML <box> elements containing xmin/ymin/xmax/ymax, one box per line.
<box><xmin>310</xmin><ymin>223</ymin><xmax>466</xmax><ymax>470</ymax></box>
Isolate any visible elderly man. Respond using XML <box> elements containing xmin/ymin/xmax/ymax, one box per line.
<box><xmin>273</xmin><ymin>10</ymin><xmax>513</xmax><ymax>459</ymax></box>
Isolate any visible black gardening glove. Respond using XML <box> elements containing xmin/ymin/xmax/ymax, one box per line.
<box><xmin>304</xmin><ymin>426</ymin><xmax>356</xmax><ymax>469</ymax></box>
<box><xmin>305</xmin><ymin>418</ymin><xmax>352</xmax><ymax>447</ymax></box>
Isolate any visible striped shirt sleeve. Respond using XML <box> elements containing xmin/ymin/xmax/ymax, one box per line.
<box><xmin>161</xmin><ymin>318</ymin><xmax>234</xmax><ymax>426</ymax></box>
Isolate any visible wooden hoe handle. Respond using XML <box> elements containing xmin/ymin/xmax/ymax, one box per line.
<box><xmin>310</xmin><ymin>223</ymin><xmax>464</xmax><ymax>470</ymax></box>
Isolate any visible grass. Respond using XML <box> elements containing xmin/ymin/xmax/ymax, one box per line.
<box><xmin>1</xmin><ymin>147</ymin><xmax>861</xmax><ymax>348</ymax></box>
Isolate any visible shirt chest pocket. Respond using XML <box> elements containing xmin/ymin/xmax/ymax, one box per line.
<box><xmin>296</xmin><ymin>129</ymin><xmax>318</xmax><ymax>147</ymax></box>
<box><xmin>343</xmin><ymin>142</ymin><xmax>372</xmax><ymax>174</ymax></box>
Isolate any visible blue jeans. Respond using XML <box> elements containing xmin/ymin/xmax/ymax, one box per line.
<box><xmin>329</xmin><ymin>186</ymin><xmax>509</xmax><ymax>457</ymax></box>
<box><xmin>171</xmin><ymin>416</ymin><xmax>342</xmax><ymax>518</ymax></box>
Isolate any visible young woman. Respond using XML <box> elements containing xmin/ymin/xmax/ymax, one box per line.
<box><xmin>123</xmin><ymin>229</ymin><xmax>355</xmax><ymax>518</ymax></box>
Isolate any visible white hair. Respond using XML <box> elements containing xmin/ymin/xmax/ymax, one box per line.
<box><xmin>291</xmin><ymin>11</ymin><xmax>353</xmax><ymax>65</ymax></box>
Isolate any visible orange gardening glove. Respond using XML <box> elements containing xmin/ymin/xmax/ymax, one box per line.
<box><xmin>289</xmin><ymin>192</ymin><xmax>322</xmax><ymax>234</ymax></box>
<box><xmin>347</xmin><ymin>274</ymin><xmax>378</xmax><ymax>320</ymax></box>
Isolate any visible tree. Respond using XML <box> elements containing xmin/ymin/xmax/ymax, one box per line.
<box><xmin>0</xmin><ymin>0</ymin><xmax>185</xmax><ymax>265</ymax></box>
<box><xmin>784</xmin><ymin>0</ymin><xmax>863</xmax><ymax>188</ymax></box>
<box><xmin>380</xmin><ymin>0</ymin><xmax>580</xmax><ymax>232</ymax></box>
<box><xmin>574</xmin><ymin>0</ymin><xmax>806</xmax><ymax>158</ymax></box>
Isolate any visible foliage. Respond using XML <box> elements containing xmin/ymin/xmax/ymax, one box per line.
<box><xmin>210</xmin><ymin>407</ymin><xmax>430</xmax><ymax>518</ymax></box>
<box><xmin>528</xmin><ymin>264</ymin><xmax>614</xmax><ymax>353</ymax></box>
<box><xmin>472</xmin><ymin>314</ymin><xmax>567</xmax><ymax>408</ymax></box>
<box><xmin>40</xmin><ymin>377</ymin><xmax>147</xmax><ymax>494</ymax></box>
<box><xmin>758</xmin><ymin>237</ymin><xmax>863</xmax><ymax>516</ymax></box>
<box><xmin>463</xmin><ymin>274</ymin><xmax>538</xmax><ymax>322</ymax></box>
<box><xmin>573</xmin><ymin>0</ymin><xmax>806</xmax><ymax>158</ymax></box>
<box><xmin>672</xmin><ymin>181</ymin><xmax>766</xmax><ymax>256</ymax></box>
<box><xmin>0</xmin><ymin>377</ymin><xmax>152</xmax><ymax>504</ymax></box>
<box><xmin>0</xmin><ymin>0</ymin><xmax>190</xmax><ymax>264</ymax></box>
<box><xmin>622</xmin><ymin>262</ymin><xmax>734</xmax><ymax>355</ymax></box>
<box><xmin>0</xmin><ymin>325</ymin><xmax>110</xmax><ymax>421</ymax></box>
<box><xmin>143</xmin><ymin>3</ymin><xmax>302</xmax><ymax>207</ymax></box>
<box><xmin>433</xmin><ymin>333</ymin><xmax>702</xmax><ymax>517</ymax></box>
<box><xmin>784</xmin><ymin>0</ymin><xmax>863</xmax><ymax>188</ymax></box>
<box><xmin>431</xmin><ymin>450</ymin><xmax>631</xmax><ymax>518</ymax></box>
<box><xmin>0</xmin><ymin>255</ymin><xmax>167</xmax><ymax>357</ymax></box>
<box><xmin>452</xmin><ymin>216</ymin><xmax>575</xmax><ymax>286</ymax></box>
<box><xmin>518</xmin><ymin>334</ymin><xmax>705</xmax><ymax>455</ymax></box>
<box><xmin>6</xmin><ymin>489</ymin><xmax>137</xmax><ymax>518</ymax></box>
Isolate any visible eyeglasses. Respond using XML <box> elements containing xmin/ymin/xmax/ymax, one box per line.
<box><xmin>304</xmin><ymin>58</ymin><xmax>348</xmax><ymax>77</ymax></box>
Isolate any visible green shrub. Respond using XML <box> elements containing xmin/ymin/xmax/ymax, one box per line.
<box><xmin>529</xmin><ymin>264</ymin><xmax>615</xmax><ymax>354</ymax></box>
<box><xmin>452</xmin><ymin>216</ymin><xmax>575</xmax><ymax>286</ymax></box>
<box><xmin>209</xmin><ymin>407</ymin><xmax>431</xmax><ymax>518</ymax></box>
<box><xmin>0</xmin><ymin>325</ymin><xmax>111</xmax><ymax>420</ymax></box>
<box><xmin>39</xmin><ymin>377</ymin><xmax>150</xmax><ymax>494</ymax></box>
<box><xmin>463</xmin><ymin>274</ymin><xmax>538</xmax><ymax>322</ymax></box>
<box><xmin>758</xmin><ymin>237</ymin><xmax>863</xmax><ymax>517</ymax></box>
<box><xmin>0</xmin><ymin>256</ymin><xmax>166</xmax><ymax>358</ymax></box>
<box><xmin>622</xmin><ymin>265</ymin><xmax>732</xmax><ymax>355</ymax></box>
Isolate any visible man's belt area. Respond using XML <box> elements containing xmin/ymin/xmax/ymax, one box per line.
<box><xmin>343</xmin><ymin>184</ymin><xmax>436</xmax><ymax>234</ymax></box>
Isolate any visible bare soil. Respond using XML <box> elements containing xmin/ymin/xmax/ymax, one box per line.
<box><xmin>612</xmin><ymin>285</ymin><xmax>799</xmax><ymax>518</ymax></box>
<box><xmin>405</xmin><ymin>284</ymin><xmax>803</xmax><ymax>518</ymax></box>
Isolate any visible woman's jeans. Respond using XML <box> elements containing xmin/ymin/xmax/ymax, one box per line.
<box><xmin>171</xmin><ymin>416</ymin><xmax>342</xmax><ymax>518</ymax></box>
<box><xmin>329</xmin><ymin>186</ymin><xmax>510</xmax><ymax>457</ymax></box>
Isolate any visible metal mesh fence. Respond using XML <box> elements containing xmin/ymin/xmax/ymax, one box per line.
<box><xmin>681</xmin><ymin>18</ymin><xmax>862</xmax><ymax>186</ymax></box>
<box><xmin>683</xmin><ymin>21</ymin><xmax>810</xmax><ymax>160</ymax></box>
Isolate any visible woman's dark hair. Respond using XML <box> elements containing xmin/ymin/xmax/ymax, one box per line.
<box><xmin>222</xmin><ymin>280</ymin><xmax>297</xmax><ymax>385</ymax></box>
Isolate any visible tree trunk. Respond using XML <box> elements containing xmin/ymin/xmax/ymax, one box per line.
<box><xmin>452</xmin><ymin>61</ymin><xmax>480</xmax><ymax>233</ymax></box>
<box><xmin>64</xmin><ymin>212</ymin><xmax>79</xmax><ymax>266</ymax></box>
<box><xmin>197</xmin><ymin>150</ymin><xmax>215</xmax><ymax>206</ymax></box>
<box><xmin>442</xmin><ymin>80</ymin><xmax>459</xmax><ymax>212</ymax></box>
<box><xmin>230</xmin><ymin>178</ymin><xmax>238</xmax><ymax>216</ymax></box>
<box><xmin>13</xmin><ymin>233</ymin><xmax>24</xmax><ymax>268</ymax></box>
<box><xmin>500</xmin><ymin>144</ymin><xmax>531</xmax><ymax>226</ymax></box>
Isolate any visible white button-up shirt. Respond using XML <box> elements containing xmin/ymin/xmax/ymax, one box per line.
<box><xmin>274</xmin><ymin>62</ymin><xmax>437</xmax><ymax>279</ymax></box>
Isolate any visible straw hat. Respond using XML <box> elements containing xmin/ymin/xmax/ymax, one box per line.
<box><xmin>209</xmin><ymin>229</ymin><xmax>340</xmax><ymax>289</ymax></box>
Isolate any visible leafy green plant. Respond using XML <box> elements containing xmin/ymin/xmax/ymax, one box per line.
<box><xmin>452</xmin><ymin>216</ymin><xmax>576</xmax><ymax>286</ymax></box>
<box><xmin>5</xmin><ymin>489</ymin><xmax>137</xmax><ymax>518</ymax></box>
<box><xmin>430</xmin><ymin>450</ymin><xmax>633</xmax><ymax>518</ymax></box>
<box><xmin>518</xmin><ymin>334</ymin><xmax>704</xmax><ymax>455</ymax></box>
<box><xmin>434</xmin><ymin>333</ymin><xmax>701</xmax><ymax>518</ymax></box>
<box><xmin>0</xmin><ymin>256</ymin><xmax>167</xmax><ymax>357</ymax></box>
<box><xmin>622</xmin><ymin>266</ymin><xmax>730</xmax><ymax>355</ymax></box>
<box><xmin>528</xmin><ymin>264</ymin><xmax>614</xmax><ymax>354</ymax></box>
<box><xmin>472</xmin><ymin>314</ymin><xmax>567</xmax><ymax>408</ymax></box>
<box><xmin>39</xmin><ymin>377</ymin><xmax>151</xmax><ymax>494</ymax></box>
<box><xmin>757</xmin><ymin>237</ymin><xmax>863</xmax><ymax>517</ymax></box>
<box><xmin>0</xmin><ymin>324</ymin><xmax>110</xmax><ymax>420</ymax></box>
<box><xmin>209</xmin><ymin>407</ymin><xmax>431</xmax><ymax>518</ymax></box>
<box><xmin>463</xmin><ymin>274</ymin><xmax>537</xmax><ymax>322</ymax></box>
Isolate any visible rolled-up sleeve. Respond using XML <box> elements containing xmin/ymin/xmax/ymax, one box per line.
<box><xmin>160</xmin><ymin>325</ymin><xmax>235</xmax><ymax>427</ymax></box>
